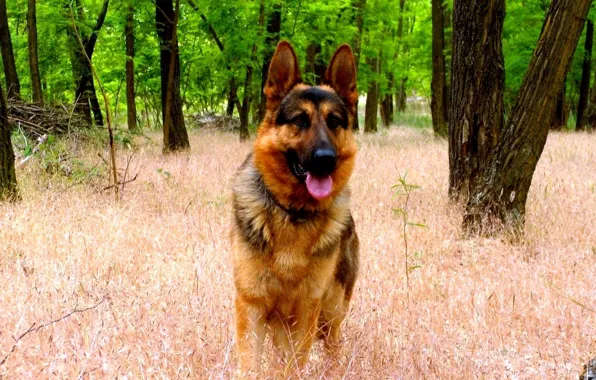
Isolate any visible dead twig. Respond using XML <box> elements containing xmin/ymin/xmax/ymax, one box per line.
<box><xmin>0</xmin><ymin>298</ymin><xmax>106</xmax><ymax>367</ymax></box>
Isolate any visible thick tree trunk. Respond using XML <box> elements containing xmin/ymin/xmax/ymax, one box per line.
<box><xmin>156</xmin><ymin>0</ymin><xmax>189</xmax><ymax>152</ymax></box>
<box><xmin>258</xmin><ymin>2</ymin><xmax>281</xmax><ymax>122</ymax></box>
<box><xmin>396</xmin><ymin>77</ymin><xmax>407</xmax><ymax>112</ymax></box>
<box><xmin>449</xmin><ymin>0</ymin><xmax>505</xmax><ymax>201</ymax></box>
<box><xmin>88</xmin><ymin>78</ymin><xmax>103</xmax><ymax>125</ymax></box>
<box><xmin>577</xmin><ymin>20</ymin><xmax>593</xmax><ymax>131</ymax></box>
<box><xmin>0</xmin><ymin>0</ymin><xmax>20</xmax><ymax>99</ymax></box>
<box><xmin>226</xmin><ymin>79</ymin><xmax>237</xmax><ymax>116</ymax></box>
<box><xmin>364</xmin><ymin>56</ymin><xmax>379</xmax><ymax>133</ymax></box>
<box><xmin>27</xmin><ymin>0</ymin><xmax>43</xmax><ymax>105</ymax></box>
<box><xmin>465</xmin><ymin>0</ymin><xmax>592</xmax><ymax>233</ymax></box>
<box><xmin>351</xmin><ymin>0</ymin><xmax>366</xmax><ymax>131</ymax></box>
<box><xmin>431</xmin><ymin>0</ymin><xmax>448</xmax><ymax>137</ymax></box>
<box><xmin>380</xmin><ymin>78</ymin><xmax>394</xmax><ymax>128</ymax></box>
<box><xmin>125</xmin><ymin>4</ymin><xmax>138</xmax><ymax>131</ymax></box>
<box><xmin>551</xmin><ymin>82</ymin><xmax>567</xmax><ymax>130</ymax></box>
<box><xmin>0</xmin><ymin>84</ymin><xmax>18</xmax><ymax>201</ymax></box>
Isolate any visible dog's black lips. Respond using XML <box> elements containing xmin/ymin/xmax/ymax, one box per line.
<box><xmin>286</xmin><ymin>151</ymin><xmax>307</xmax><ymax>181</ymax></box>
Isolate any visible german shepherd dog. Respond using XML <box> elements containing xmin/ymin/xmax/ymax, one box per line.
<box><xmin>231</xmin><ymin>41</ymin><xmax>359</xmax><ymax>374</ymax></box>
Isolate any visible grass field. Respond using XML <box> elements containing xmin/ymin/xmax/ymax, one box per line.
<box><xmin>0</xmin><ymin>127</ymin><xmax>595</xmax><ymax>378</ymax></box>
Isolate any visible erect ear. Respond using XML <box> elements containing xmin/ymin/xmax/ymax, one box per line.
<box><xmin>263</xmin><ymin>41</ymin><xmax>302</xmax><ymax>102</ymax></box>
<box><xmin>324</xmin><ymin>44</ymin><xmax>358</xmax><ymax>110</ymax></box>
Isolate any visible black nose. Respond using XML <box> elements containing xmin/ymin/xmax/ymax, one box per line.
<box><xmin>309</xmin><ymin>147</ymin><xmax>337</xmax><ymax>176</ymax></box>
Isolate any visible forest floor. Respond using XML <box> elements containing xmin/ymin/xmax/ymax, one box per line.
<box><xmin>0</xmin><ymin>127</ymin><xmax>595</xmax><ymax>378</ymax></box>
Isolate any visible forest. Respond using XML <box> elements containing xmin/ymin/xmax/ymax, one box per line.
<box><xmin>0</xmin><ymin>0</ymin><xmax>595</xmax><ymax>378</ymax></box>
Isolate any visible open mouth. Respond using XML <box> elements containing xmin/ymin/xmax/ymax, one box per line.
<box><xmin>286</xmin><ymin>151</ymin><xmax>333</xmax><ymax>200</ymax></box>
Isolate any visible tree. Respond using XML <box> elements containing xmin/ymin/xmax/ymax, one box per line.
<box><xmin>395</xmin><ymin>0</ymin><xmax>407</xmax><ymax>113</ymax></box>
<box><xmin>551</xmin><ymin>83</ymin><xmax>568</xmax><ymax>130</ymax></box>
<box><xmin>27</xmin><ymin>0</ymin><xmax>43</xmax><ymax>105</ymax></box>
<box><xmin>258</xmin><ymin>2</ymin><xmax>281</xmax><ymax>122</ymax></box>
<box><xmin>125</xmin><ymin>3</ymin><xmax>137</xmax><ymax>131</ymax></box>
<box><xmin>67</xmin><ymin>0</ymin><xmax>110</xmax><ymax>126</ymax></box>
<box><xmin>0</xmin><ymin>0</ymin><xmax>20</xmax><ymax>99</ymax></box>
<box><xmin>576</xmin><ymin>20</ymin><xmax>593</xmax><ymax>131</ymax></box>
<box><xmin>449</xmin><ymin>0</ymin><xmax>505</xmax><ymax>201</ymax></box>
<box><xmin>364</xmin><ymin>55</ymin><xmax>379</xmax><ymax>133</ymax></box>
<box><xmin>430</xmin><ymin>0</ymin><xmax>448</xmax><ymax>137</ymax></box>
<box><xmin>0</xmin><ymin>84</ymin><xmax>18</xmax><ymax>201</ymax></box>
<box><xmin>156</xmin><ymin>0</ymin><xmax>189</xmax><ymax>152</ymax></box>
<box><xmin>463</xmin><ymin>0</ymin><xmax>592</xmax><ymax>232</ymax></box>
<box><xmin>351</xmin><ymin>0</ymin><xmax>366</xmax><ymax>131</ymax></box>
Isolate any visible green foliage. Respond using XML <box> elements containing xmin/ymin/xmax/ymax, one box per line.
<box><xmin>1</xmin><ymin>0</ymin><xmax>595</xmax><ymax>129</ymax></box>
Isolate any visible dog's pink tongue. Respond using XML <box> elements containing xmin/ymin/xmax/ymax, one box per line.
<box><xmin>305</xmin><ymin>173</ymin><xmax>333</xmax><ymax>200</ymax></box>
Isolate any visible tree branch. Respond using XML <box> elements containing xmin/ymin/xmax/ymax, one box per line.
<box><xmin>85</xmin><ymin>0</ymin><xmax>110</xmax><ymax>57</ymax></box>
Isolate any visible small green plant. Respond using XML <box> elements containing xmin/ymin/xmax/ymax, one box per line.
<box><xmin>392</xmin><ymin>171</ymin><xmax>426</xmax><ymax>300</ymax></box>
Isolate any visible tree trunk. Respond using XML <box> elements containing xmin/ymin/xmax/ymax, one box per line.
<box><xmin>351</xmin><ymin>0</ymin><xmax>366</xmax><ymax>131</ymax></box>
<box><xmin>258</xmin><ymin>2</ymin><xmax>281</xmax><ymax>122</ymax></box>
<box><xmin>0</xmin><ymin>84</ymin><xmax>18</xmax><ymax>201</ymax></box>
<box><xmin>0</xmin><ymin>0</ymin><xmax>20</xmax><ymax>99</ymax></box>
<box><xmin>226</xmin><ymin>79</ymin><xmax>237</xmax><ymax>116</ymax></box>
<box><xmin>156</xmin><ymin>0</ymin><xmax>189</xmax><ymax>152</ymax></box>
<box><xmin>380</xmin><ymin>85</ymin><xmax>394</xmax><ymax>127</ymax></box>
<box><xmin>238</xmin><ymin>0</ymin><xmax>265</xmax><ymax>141</ymax></box>
<box><xmin>465</xmin><ymin>0</ymin><xmax>592</xmax><ymax>233</ymax></box>
<box><xmin>305</xmin><ymin>41</ymin><xmax>326</xmax><ymax>85</ymax></box>
<box><xmin>431</xmin><ymin>0</ymin><xmax>448</xmax><ymax>137</ymax></box>
<box><xmin>551</xmin><ymin>82</ymin><xmax>567</xmax><ymax>130</ymax></box>
<box><xmin>125</xmin><ymin>3</ymin><xmax>138</xmax><ymax>131</ymax></box>
<box><xmin>395</xmin><ymin>0</ymin><xmax>406</xmax><ymax>114</ymax></box>
<box><xmin>448</xmin><ymin>0</ymin><xmax>505</xmax><ymax>201</ymax></box>
<box><xmin>27</xmin><ymin>0</ymin><xmax>43</xmax><ymax>105</ymax></box>
<box><xmin>364</xmin><ymin>56</ymin><xmax>379</xmax><ymax>133</ymax></box>
<box><xmin>577</xmin><ymin>20</ymin><xmax>593</xmax><ymax>131</ymax></box>
<box><xmin>66</xmin><ymin>0</ymin><xmax>109</xmax><ymax>126</ymax></box>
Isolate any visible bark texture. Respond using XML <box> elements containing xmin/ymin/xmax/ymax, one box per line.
<box><xmin>449</xmin><ymin>0</ymin><xmax>505</xmax><ymax>201</ymax></box>
<box><xmin>465</xmin><ymin>0</ymin><xmax>592</xmax><ymax>232</ymax></box>
<box><xmin>431</xmin><ymin>0</ymin><xmax>448</xmax><ymax>137</ymax></box>
<box><xmin>125</xmin><ymin>4</ymin><xmax>137</xmax><ymax>131</ymax></box>
<box><xmin>0</xmin><ymin>84</ymin><xmax>18</xmax><ymax>201</ymax></box>
<box><xmin>351</xmin><ymin>0</ymin><xmax>366</xmax><ymax>131</ymax></box>
<box><xmin>156</xmin><ymin>0</ymin><xmax>189</xmax><ymax>152</ymax></box>
<box><xmin>258</xmin><ymin>2</ymin><xmax>281</xmax><ymax>122</ymax></box>
<box><xmin>577</xmin><ymin>20</ymin><xmax>593</xmax><ymax>131</ymax></box>
<box><xmin>551</xmin><ymin>82</ymin><xmax>568</xmax><ymax>130</ymax></box>
<box><xmin>0</xmin><ymin>0</ymin><xmax>20</xmax><ymax>99</ymax></box>
<box><xmin>27</xmin><ymin>0</ymin><xmax>43</xmax><ymax>105</ymax></box>
<box><xmin>364</xmin><ymin>56</ymin><xmax>379</xmax><ymax>133</ymax></box>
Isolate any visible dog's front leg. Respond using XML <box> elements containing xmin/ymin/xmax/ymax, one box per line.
<box><xmin>289</xmin><ymin>298</ymin><xmax>322</xmax><ymax>370</ymax></box>
<box><xmin>235</xmin><ymin>297</ymin><xmax>266</xmax><ymax>376</ymax></box>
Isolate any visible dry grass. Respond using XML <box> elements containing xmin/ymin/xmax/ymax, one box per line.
<box><xmin>0</xmin><ymin>127</ymin><xmax>594</xmax><ymax>378</ymax></box>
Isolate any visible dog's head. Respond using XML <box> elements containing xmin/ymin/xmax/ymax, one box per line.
<box><xmin>254</xmin><ymin>41</ymin><xmax>358</xmax><ymax>211</ymax></box>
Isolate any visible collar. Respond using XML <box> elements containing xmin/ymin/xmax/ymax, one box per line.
<box><xmin>258</xmin><ymin>175</ymin><xmax>320</xmax><ymax>223</ymax></box>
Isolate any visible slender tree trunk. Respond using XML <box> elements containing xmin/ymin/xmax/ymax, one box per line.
<box><xmin>431</xmin><ymin>0</ymin><xmax>448</xmax><ymax>137</ymax></box>
<box><xmin>238</xmin><ymin>0</ymin><xmax>265</xmax><ymax>141</ymax></box>
<box><xmin>305</xmin><ymin>41</ymin><xmax>326</xmax><ymax>85</ymax></box>
<box><xmin>66</xmin><ymin>0</ymin><xmax>109</xmax><ymax>126</ymax></box>
<box><xmin>27</xmin><ymin>0</ymin><xmax>43</xmax><ymax>105</ymax></box>
<box><xmin>449</xmin><ymin>0</ymin><xmax>505</xmax><ymax>201</ymax></box>
<box><xmin>364</xmin><ymin>56</ymin><xmax>379</xmax><ymax>133</ymax></box>
<box><xmin>395</xmin><ymin>0</ymin><xmax>406</xmax><ymax>113</ymax></box>
<box><xmin>0</xmin><ymin>84</ymin><xmax>18</xmax><ymax>201</ymax></box>
<box><xmin>125</xmin><ymin>4</ymin><xmax>138</xmax><ymax>131</ymax></box>
<box><xmin>0</xmin><ymin>0</ymin><xmax>20</xmax><ymax>99</ymax></box>
<box><xmin>259</xmin><ymin>2</ymin><xmax>281</xmax><ymax>122</ymax></box>
<box><xmin>351</xmin><ymin>0</ymin><xmax>366</xmax><ymax>131</ymax></box>
<box><xmin>551</xmin><ymin>82</ymin><xmax>567</xmax><ymax>130</ymax></box>
<box><xmin>577</xmin><ymin>20</ymin><xmax>593</xmax><ymax>131</ymax></box>
<box><xmin>226</xmin><ymin>79</ymin><xmax>237</xmax><ymax>116</ymax></box>
<box><xmin>465</xmin><ymin>0</ymin><xmax>592</xmax><ymax>233</ymax></box>
<box><xmin>156</xmin><ymin>0</ymin><xmax>189</xmax><ymax>152</ymax></box>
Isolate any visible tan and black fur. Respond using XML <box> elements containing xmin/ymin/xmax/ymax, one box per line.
<box><xmin>231</xmin><ymin>41</ymin><xmax>359</xmax><ymax>374</ymax></box>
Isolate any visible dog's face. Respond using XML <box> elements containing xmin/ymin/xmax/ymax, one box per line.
<box><xmin>254</xmin><ymin>41</ymin><xmax>358</xmax><ymax>211</ymax></box>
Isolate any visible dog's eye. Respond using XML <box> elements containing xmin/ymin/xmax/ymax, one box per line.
<box><xmin>292</xmin><ymin>114</ymin><xmax>309</xmax><ymax>128</ymax></box>
<box><xmin>327</xmin><ymin>114</ymin><xmax>343</xmax><ymax>129</ymax></box>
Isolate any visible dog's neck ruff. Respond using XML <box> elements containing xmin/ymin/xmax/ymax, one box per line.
<box><xmin>259</xmin><ymin>175</ymin><xmax>320</xmax><ymax>223</ymax></box>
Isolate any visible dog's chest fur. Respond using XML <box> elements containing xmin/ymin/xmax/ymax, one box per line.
<box><xmin>231</xmin><ymin>155</ymin><xmax>351</xmax><ymax>307</ymax></box>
